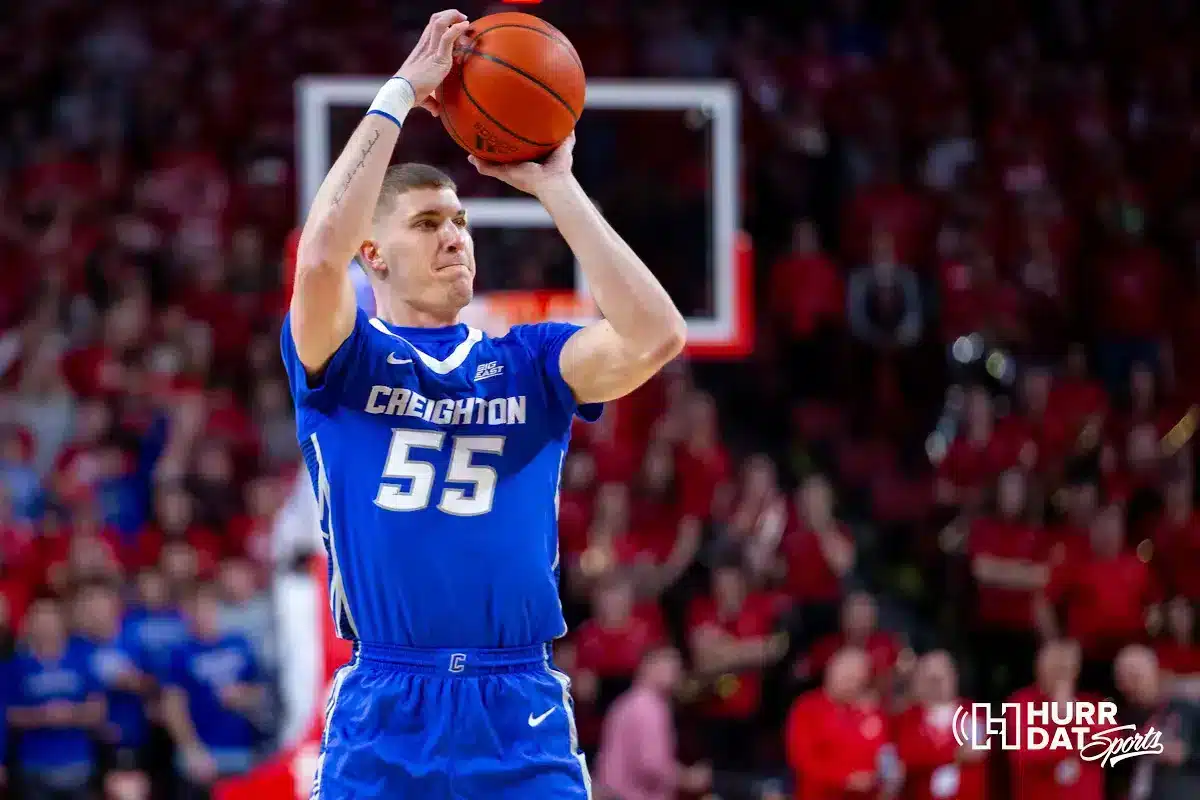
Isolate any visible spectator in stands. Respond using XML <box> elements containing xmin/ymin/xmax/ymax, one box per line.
<box><xmin>1153</xmin><ymin>477</ymin><xmax>1200</xmax><ymax>601</ymax></box>
<box><xmin>216</xmin><ymin>558</ymin><xmax>277</xmax><ymax>676</ymax></box>
<box><xmin>594</xmin><ymin>646</ymin><xmax>711</xmax><ymax>800</ymax></box>
<box><xmin>1115</xmin><ymin>645</ymin><xmax>1200</xmax><ymax>800</ymax></box>
<box><xmin>799</xmin><ymin>591</ymin><xmax>901</xmax><ymax>699</ymax></box>
<box><xmin>162</xmin><ymin>582</ymin><xmax>267</xmax><ymax>798</ymax></box>
<box><xmin>1095</xmin><ymin>217</ymin><xmax>1169</xmax><ymax>398</ymax></box>
<box><xmin>893</xmin><ymin>650</ymin><xmax>988</xmax><ymax>800</ymax></box>
<box><xmin>1007</xmin><ymin>639</ymin><xmax>1103</xmax><ymax>800</ymax></box>
<box><xmin>769</xmin><ymin>219</ymin><xmax>845</xmax><ymax>400</ymax></box>
<box><xmin>0</xmin><ymin>426</ymin><xmax>41</xmax><ymax>522</ymax></box>
<box><xmin>968</xmin><ymin>468</ymin><xmax>1048</xmax><ymax>703</ymax></box>
<box><xmin>72</xmin><ymin>581</ymin><xmax>155</xmax><ymax>800</ymax></box>
<box><xmin>687</xmin><ymin>558</ymin><xmax>787</xmax><ymax>771</ymax></box>
<box><xmin>627</xmin><ymin>440</ymin><xmax>702</xmax><ymax>595</ymax></box>
<box><xmin>1154</xmin><ymin>597</ymin><xmax>1200</xmax><ymax>699</ymax></box>
<box><xmin>778</xmin><ymin>474</ymin><xmax>854</xmax><ymax>643</ymax></box>
<box><xmin>7</xmin><ymin>596</ymin><xmax>106</xmax><ymax>800</ymax></box>
<box><xmin>572</xmin><ymin>572</ymin><xmax>666</xmax><ymax>717</ymax></box>
<box><xmin>785</xmin><ymin>647</ymin><xmax>886</xmax><ymax>800</ymax></box>
<box><xmin>672</xmin><ymin>391</ymin><xmax>731</xmax><ymax>522</ymax></box>
<box><xmin>846</xmin><ymin>229</ymin><xmax>924</xmax><ymax>426</ymax></box>
<box><xmin>123</xmin><ymin>567</ymin><xmax>188</xmax><ymax>680</ymax></box>
<box><xmin>1037</xmin><ymin>504</ymin><xmax>1159</xmax><ymax>694</ymax></box>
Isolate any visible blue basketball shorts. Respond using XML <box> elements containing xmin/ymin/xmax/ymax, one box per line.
<box><xmin>311</xmin><ymin>642</ymin><xmax>591</xmax><ymax>799</ymax></box>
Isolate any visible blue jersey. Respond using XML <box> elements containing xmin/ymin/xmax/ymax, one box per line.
<box><xmin>85</xmin><ymin>632</ymin><xmax>149</xmax><ymax>748</ymax></box>
<box><xmin>10</xmin><ymin>638</ymin><xmax>103</xmax><ymax>771</ymax></box>
<box><xmin>165</xmin><ymin>634</ymin><xmax>262</xmax><ymax>753</ymax></box>
<box><xmin>123</xmin><ymin>607</ymin><xmax>189</xmax><ymax>677</ymax></box>
<box><xmin>281</xmin><ymin>308</ymin><xmax>600</xmax><ymax>649</ymax></box>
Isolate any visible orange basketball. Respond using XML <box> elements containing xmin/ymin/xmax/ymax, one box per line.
<box><xmin>440</xmin><ymin>12</ymin><xmax>586</xmax><ymax>163</ymax></box>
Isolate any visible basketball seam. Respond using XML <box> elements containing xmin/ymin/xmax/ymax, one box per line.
<box><xmin>463</xmin><ymin>45</ymin><xmax>579</xmax><ymax>120</ymax></box>
<box><xmin>459</xmin><ymin>66</ymin><xmax>557</xmax><ymax>148</ymax></box>
<box><xmin>471</xmin><ymin>22</ymin><xmax>584</xmax><ymax>73</ymax></box>
<box><xmin>439</xmin><ymin>93</ymin><xmax>474</xmax><ymax>153</ymax></box>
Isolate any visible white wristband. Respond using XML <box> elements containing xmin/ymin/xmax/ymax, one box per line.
<box><xmin>367</xmin><ymin>76</ymin><xmax>416</xmax><ymax>128</ymax></box>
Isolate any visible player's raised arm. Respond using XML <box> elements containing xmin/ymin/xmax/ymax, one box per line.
<box><xmin>290</xmin><ymin>10</ymin><xmax>470</xmax><ymax>375</ymax></box>
<box><xmin>470</xmin><ymin>135</ymin><xmax>688</xmax><ymax>404</ymax></box>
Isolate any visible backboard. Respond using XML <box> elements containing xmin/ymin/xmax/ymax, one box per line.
<box><xmin>295</xmin><ymin>78</ymin><xmax>752</xmax><ymax>358</ymax></box>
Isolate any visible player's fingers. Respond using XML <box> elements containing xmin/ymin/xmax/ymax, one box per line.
<box><xmin>438</xmin><ymin>20</ymin><xmax>472</xmax><ymax>60</ymax></box>
<box><xmin>419</xmin><ymin>96</ymin><xmax>442</xmax><ymax>117</ymax></box>
<box><xmin>428</xmin><ymin>9</ymin><xmax>466</xmax><ymax>36</ymax></box>
<box><xmin>467</xmin><ymin>155</ymin><xmax>499</xmax><ymax>176</ymax></box>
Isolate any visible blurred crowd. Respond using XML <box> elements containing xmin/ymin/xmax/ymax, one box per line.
<box><xmin>4</xmin><ymin>0</ymin><xmax>1200</xmax><ymax>798</ymax></box>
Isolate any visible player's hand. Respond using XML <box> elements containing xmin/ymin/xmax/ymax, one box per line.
<box><xmin>397</xmin><ymin>10</ymin><xmax>472</xmax><ymax>111</ymax></box>
<box><xmin>468</xmin><ymin>132</ymin><xmax>576</xmax><ymax>197</ymax></box>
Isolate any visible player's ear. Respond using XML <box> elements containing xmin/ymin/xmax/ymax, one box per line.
<box><xmin>359</xmin><ymin>241</ymin><xmax>389</xmax><ymax>279</ymax></box>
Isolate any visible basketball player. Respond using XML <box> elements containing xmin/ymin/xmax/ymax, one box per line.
<box><xmin>282</xmin><ymin>9</ymin><xmax>687</xmax><ymax>799</ymax></box>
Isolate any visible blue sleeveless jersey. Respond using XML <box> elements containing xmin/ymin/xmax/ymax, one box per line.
<box><xmin>281</xmin><ymin>308</ymin><xmax>601</xmax><ymax>649</ymax></box>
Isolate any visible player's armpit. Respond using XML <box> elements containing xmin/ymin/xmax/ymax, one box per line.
<box><xmin>559</xmin><ymin>319</ymin><xmax>685</xmax><ymax>404</ymax></box>
<box><xmin>289</xmin><ymin>245</ymin><xmax>358</xmax><ymax>378</ymax></box>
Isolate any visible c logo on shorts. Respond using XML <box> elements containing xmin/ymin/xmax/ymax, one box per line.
<box><xmin>449</xmin><ymin>653</ymin><xmax>467</xmax><ymax>673</ymax></box>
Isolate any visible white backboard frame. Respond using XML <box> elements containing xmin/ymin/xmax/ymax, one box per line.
<box><xmin>295</xmin><ymin>78</ymin><xmax>740</xmax><ymax>346</ymax></box>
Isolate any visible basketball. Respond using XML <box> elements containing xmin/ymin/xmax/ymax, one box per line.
<box><xmin>440</xmin><ymin>12</ymin><xmax>586</xmax><ymax>163</ymax></box>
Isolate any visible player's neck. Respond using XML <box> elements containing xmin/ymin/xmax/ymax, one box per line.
<box><xmin>376</xmin><ymin>296</ymin><xmax>460</xmax><ymax>330</ymax></box>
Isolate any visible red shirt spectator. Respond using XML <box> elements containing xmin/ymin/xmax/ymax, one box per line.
<box><xmin>841</xmin><ymin>169</ymin><xmax>930</xmax><ymax>268</ymax></box>
<box><xmin>1042</xmin><ymin>507</ymin><xmax>1160</xmax><ymax>659</ymax></box>
<box><xmin>799</xmin><ymin>593</ymin><xmax>899</xmax><ymax>688</ymax></box>
<box><xmin>936</xmin><ymin>387</ymin><xmax>1026</xmax><ymax>505</ymax></box>
<box><xmin>786</xmin><ymin>651</ymin><xmax>889</xmax><ymax>800</ymax></box>
<box><xmin>588</xmin><ymin>421</ymin><xmax>639</xmax><ymax>485</ymax></box>
<box><xmin>1006</xmin><ymin>686</ymin><xmax>1105</xmax><ymax>800</ymax></box>
<box><xmin>1097</xmin><ymin>244</ymin><xmax>1168</xmax><ymax>339</ymax></box>
<box><xmin>1048</xmin><ymin>360</ymin><xmax>1108</xmax><ymax>439</ymax></box>
<box><xmin>1154</xmin><ymin>478</ymin><xmax>1200</xmax><ymax>599</ymax></box>
<box><xmin>687</xmin><ymin>567</ymin><xmax>781</xmax><ymax>719</ymax></box>
<box><xmin>893</xmin><ymin>703</ymin><xmax>987</xmax><ymax>800</ymax></box>
<box><xmin>805</xmin><ymin>630</ymin><xmax>900</xmax><ymax>684</ymax></box>
<box><xmin>770</xmin><ymin>220</ymin><xmax>845</xmax><ymax>340</ymax></box>
<box><xmin>781</xmin><ymin>520</ymin><xmax>853</xmax><ymax>606</ymax></box>
<box><xmin>1155</xmin><ymin>635</ymin><xmax>1200</xmax><ymax>679</ymax></box>
<box><xmin>968</xmin><ymin>515</ymin><xmax>1047</xmax><ymax>632</ymax></box>
<box><xmin>1154</xmin><ymin>598</ymin><xmax>1200</xmax><ymax>680</ymax></box>
<box><xmin>781</xmin><ymin>475</ymin><xmax>854</xmax><ymax>606</ymax></box>
<box><xmin>673</xmin><ymin>393</ymin><xmax>730</xmax><ymax>519</ymax></box>
<box><xmin>574</xmin><ymin>579</ymin><xmax>666</xmax><ymax>682</ymax></box>
<box><xmin>626</xmin><ymin>493</ymin><xmax>686</xmax><ymax>566</ymax></box>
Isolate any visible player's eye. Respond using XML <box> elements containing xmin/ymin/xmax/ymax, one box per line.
<box><xmin>454</xmin><ymin>217</ymin><xmax>467</xmax><ymax>228</ymax></box>
<box><xmin>416</xmin><ymin>220</ymin><xmax>437</xmax><ymax>231</ymax></box>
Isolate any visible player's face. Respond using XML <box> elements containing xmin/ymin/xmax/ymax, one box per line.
<box><xmin>376</xmin><ymin>187</ymin><xmax>476</xmax><ymax>318</ymax></box>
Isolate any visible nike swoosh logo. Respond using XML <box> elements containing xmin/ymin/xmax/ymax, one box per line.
<box><xmin>528</xmin><ymin>708</ymin><xmax>556</xmax><ymax>727</ymax></box>
<box><xmin>387</xmin><ymin>353</ymin><xmax>413</xmax><ymax>365</ymax></box>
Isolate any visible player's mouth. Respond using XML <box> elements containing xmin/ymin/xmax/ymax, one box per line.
<box><xmin>437</xmin><ymin>262</ymin><xmax>472</xmax><ymax>274</ymax></box>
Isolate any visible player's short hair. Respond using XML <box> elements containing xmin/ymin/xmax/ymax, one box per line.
<box><xmin>374</xmin><ymin>163</ymin><xmax>457</xmax><ymax>223</ymax></box>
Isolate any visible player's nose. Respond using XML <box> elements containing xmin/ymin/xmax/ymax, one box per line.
<box><xmin>439</xmin><ymin>221</ymin><xmax>466</xmax><ymax>253</ymax></box>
